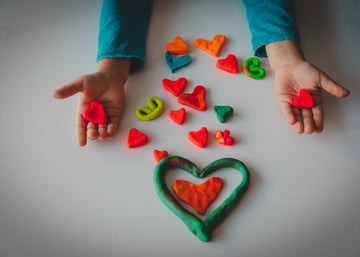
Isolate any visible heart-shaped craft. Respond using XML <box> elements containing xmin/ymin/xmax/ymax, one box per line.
<box><xmin>169</xmin><ymin>108</ymin><xmax>186</xmax><ymax>125</ymax></box>
<box><xmin>188</xmin><ymin>127</ymin><xmax>208</xmax><ymax>148</ymax></box>
<box><xmin>178</xmin><ymin>85</ymin><xmax>207</xmax><ymax>111</ymax></box>
<box><xmin>213</xmin><ymin>105</ymin><xmax>234</xmax><ymax>123</ymax></box>
<box><xmin>216</xmin><ymin>54</ymin><xmax>239</xmax><ymax>74</ymax></box>
<box><xmin>166</xmin><ymin>36</ymin><xmax>189</xmax><ymax>55</ymax></box>
<box><xmin>292</xmin><ymin>89</ymin><xmax>314</xmax><ymax>108</ymax></box>
<box><xmin>82</xmin><ymin>100</ymin><xmax>108</xmax><ymax>125</ymax></box>
<box><xmin>162</xmin><ymin>77</ymin><xmax>188</xmax><ymax>97</ymax></box>
<box><xmin>153</xmin><ymin>149</ymin><xmax>168</xmax><ymax>163</ymax></box>
<box><xmin>154</xmin><ymin>156</ymin><xmax>250</xmax><ymax>242</ymax></box>
<box><xmin>127</xmin><ymin>128</ymin><xmax>148</xmax><ymax>148</ymax></box>
<box><xmin>173</xmin><ymin>177</ymin><xmax>224</xmax><ymax>215</ymax></box>
<box><xmin>194</xmin><ymin>35</ymin><xmax>226</xmax><ymax>57</ymax></box>
<box><xmin>165</xmin><ymin>51</ymin><xmax>191</xmax><ymax>73</ymax></box>
<box><xmin>136</xmin><ymin>96</ymin><xmax>164</xmax><ymax>121</ymax></box>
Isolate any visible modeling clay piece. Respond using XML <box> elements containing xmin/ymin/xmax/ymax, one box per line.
<box><xmin>127</xmin><ymin>128</ymin><xmax>148</xmax><ymax>148</ymax></box>
<box><xmin>169</xmin><ymin>108</ymin><xmax>186</xmax><ymax>125</ymax></box>
<box><xmin>173</xmin><ymin>177</ymin><xmax>224</xmax><ymax>215</ymax></box>
<box><xmin>188</xmin><ymin>127</ymin><xmax>208</xmax><ymax>148</ymax></box>
<box><xmin>243</xmin><ymin>57</ymin><xmax>266</xmax><ymax>80</ymax></box>
<box><xmin>153</xmin><ymin>150</ymin><xmax>169</xmax><ymax>163</ymax></box>
<box><xmin>178</xmin><ymin>85</ymin><xmax>207</xmax><ymax>111</ymax></box>
<box><xmin>213</xmin><ymin>105</ymin><xmax>234</xmax><ymax>123</ymax></box>
<box><xmin>194</xmin><ymin>35</ymin><xmax>226</xmax><ymax>57</ymax></box>
<box><xmin>216</xmin><ymin>54</ymin><xmax>239</xmax><ymax>74</ymax></box>
<box><xmin>82</xmin><ymin>100</ymin><xmax>107</xmax><ymax>125</ymax></box>
<box><xmin>136</xmin><ymin>96</ymin><xmax>164</xmax><ymax>121</ymax></box>
<box><xmin>154</xmin><ymin>156</ymin><xmax>250</xmax><ymax>242</ymax></box>
<box><xmin>162</xmin><ymin>77</ymin><xmax>188</xmax><ymax>96</ymax></box>
<box><xmin>292</xmin><ymin>89</ymin><xmax>314</xmax><ymax>108</ymax></box>
<box><xmin>215</xmin><ymin>130</ymin><xmax>235</xmax><ymax>146</ymax></box>
<box><xmin>166</xmin><ymin>36</ymin><xmax>189</xmax><ymax>55</ymax></box>
<box><xmin>165</xmin><ymin>51</ymin><xmax>191</xmax><ymax>73</ymax></box>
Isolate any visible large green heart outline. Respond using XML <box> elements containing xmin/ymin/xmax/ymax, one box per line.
<box><xmin>153</xmin><ymin>156</ymin><xmax>250</xmax><ymax>242</ymax></box>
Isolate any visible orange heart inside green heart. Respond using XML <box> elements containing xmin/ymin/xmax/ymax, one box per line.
<box><xmin>153</xmin><ymin>156</ymin><xmax>250</xmax><ymax>242</ymax></box>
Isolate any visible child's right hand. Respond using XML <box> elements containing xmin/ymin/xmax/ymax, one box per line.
<box><xmin>52</xmin><ymin>58</ymin><xmax>130</xmax><ymax>146</ymax></box>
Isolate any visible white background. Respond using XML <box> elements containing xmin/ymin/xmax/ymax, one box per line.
<box><xmin>0</xmin><ymin>0</ymin><xmax>359</xmax><ymax>256</ymax></box>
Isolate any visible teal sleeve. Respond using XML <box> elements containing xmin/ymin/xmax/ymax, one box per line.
<box><xmin>96</xmin><ymin>0</ymin><xmax>152</xmax><ymax>73</ymax></box>
<box><xmin>243</xmin><ymin>0</ymin><xmax>300</xmax><ymax>58</ymax></box>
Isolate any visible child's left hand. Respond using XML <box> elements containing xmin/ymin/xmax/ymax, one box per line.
<box><xmin>273</xmin><ymin>61</ymin><xmax>349</xmax><ymax>134</ymax></box>
<box><xmin>266</xmin><ymin>40</ymin><xmax>350</xmax><ymax>134</ymax></box>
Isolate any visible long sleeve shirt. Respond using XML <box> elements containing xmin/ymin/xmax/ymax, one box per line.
<box><xmin>96</xmin><ymin>0</ymin><xmax>300</xmax><ymax>73</ymax></box>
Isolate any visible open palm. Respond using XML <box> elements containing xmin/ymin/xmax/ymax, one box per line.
<box><xmin>53</xmin><ymin>72</ymin><xmax>126</xmax><ymax>146</ymax></box>
<box><xmin>274</xmin><ymin>61</ymin><xmax>349</xmax><ymax>134</ymax></box>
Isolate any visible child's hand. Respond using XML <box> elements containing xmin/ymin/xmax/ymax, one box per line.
<box><xmin>266</xmin><ymin>41</ymin><xmax>350</xmax><ymax>134</ymax></box>
<box><xmin>52</xmin><ymin>58</ymin><xmax>130</xmax><ymax>146</ymax></box>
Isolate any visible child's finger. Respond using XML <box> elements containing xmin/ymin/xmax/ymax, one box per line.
<box><xmin>319</xmin><ymin>73</ymin><xmax>350</xmax><ymax>98</ymax></box>
<box><xmin>98</xmin><ymin>124</ymin><xmax>107</xmax><ymax>140</ymax></box>
<box><xmin>107</xmin><ymin>116</ymin><xmax>120</xmax><ymax>138</ymax></box>
<box><xmin>293</xmin><ymin>108</ymin><xmax>304</xmax><ymax>134</ymax></box>
<box><xmin>87</xmin><ymin>122</ymin><xmax>98</xmax><ymax>140</ymax></box>
<box><xmin>76</xmin><ymin>113</ymin><xmax>87</xmax><ymax>146</ymax></box>
<box><xmin>279</xmin><ymin>101</ymin><xmax>296</xmax><ymax>125</ymax></box>
<box><xmin>52</xmin><ymin>76</ymin><xmax>84</xmax><ymax>99</ymax></box>
<box><xmin>312</xmin><ymin>105</ymin><xmax>324</xmax><ymax>133</ymax></box>
<box><xmin>302</xmin><ymin>108</ymin><xmax>314</xmax><ymax>134</ymax></box>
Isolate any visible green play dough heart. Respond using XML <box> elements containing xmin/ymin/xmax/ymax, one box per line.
<box><xmin>153</xmin><ymin>156</ymin><xmax>250</xmax><ymax>242</ymax></box>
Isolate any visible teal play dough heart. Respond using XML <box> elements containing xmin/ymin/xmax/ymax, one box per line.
<box><xmin>165</xmin><ymin>51</ymin><xmax>192</xmax><ymax>73</ymax></box>
<box><xmin>153</xmin><ymin>156</ymin><xmax>250</xmax><ymax>242</ymax></box>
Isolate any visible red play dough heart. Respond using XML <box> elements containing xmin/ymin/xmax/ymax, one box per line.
<box><xmin>153</xmin><ymin>150</ymin><xmax>168</xmax><ymax>163</ymax></box>
<box><xmin>216</xmin><ymin>54</ymin><xmax>239</xmax><ymax>74</ymax></box>
<box><xmin>162</xmin><ymin>77</ymin><xmax>188</xmax><ymax>96</ymax></box>
<box><xmin>169</xmin><ymin>108</ymin><xmax>185</xmax><ymax>125</ymax></box>
<box><xmin>178</xmin><ymin>85</ymin><xmax>207</xmax><ymax>111</ymax></box>
<box><xmin>292</xmin><ymin>89</ymin><xmax>314</xmax><ymax>108</ymax></box>
<box><xmin>173</xmin><ymin>177</ymin><xmax>224</xmax><ymax>215</ymax></box>
<box><xmin>188</xmin><ymin>127</ymin><xmax>208</xmax><ymax>148</ymax></box>
<box><xmin>127</xmin><ymin>128</ymin><xmax>148</xmax><ymax>148</ymax></box>
<box><xmin>82</xmin><ymin>100</ymin><xmax>108</xmax><ymax>125</ymax></box>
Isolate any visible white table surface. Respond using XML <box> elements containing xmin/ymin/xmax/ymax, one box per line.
<box><xmin>1</xmin><ymin>0</ymin><xmax>359</xmax><ymax>256</ymax></box>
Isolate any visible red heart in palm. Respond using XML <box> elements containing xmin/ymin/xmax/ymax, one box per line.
<box><xmin>292</xmin><ymin>89</ymin><xmax>314</xmax><ymax>108</ymax></box>
<box><xmin>82</xmin><ymin>100</ymin><xmax>107</xmax><ymax>125</ymax></box>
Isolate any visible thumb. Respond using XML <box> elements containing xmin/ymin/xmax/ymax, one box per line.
<box><xmin>319</xmin><ymin>72</ymin><xmax>350</xmax><ymax>98</ymax></box>
<box><xmin>52</xmin><ymin>76</ymin><xmax>84</xmax><ymax>99</ymax></box>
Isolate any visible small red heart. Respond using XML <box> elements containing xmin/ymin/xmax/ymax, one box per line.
<box><xmin>169</xmin><ymin>108</ymin><xmax>186</xmax><ymax>125</ymax></box>
<box><xmin>292</xmin><ymin>89</ymin><xmax>314</xmax><ymax>108</ymax></box>
<box><xmin>162</xmin><ymin>77</ymin><xmax>187</xmax><ymax>96</ymax></box>
<box><xmin>153</xmin><ymin>150</ymin><xmax>168</xmax><ymax>163</ymax></box>
<box><xmin>188</xmin><ymin>127</ymin><xmax>208</xmax><ymax>148</ymax></box>
<box><xmin>173</xmin><ymin>177</ymin><xmax>224</xmax><ymax>215</ymax></box>
<box><xmin>127</xmin><ymin>128</ymin><xmax>148</xmax><ymax>148</ymax></box>
<box><xmin>216</xmin><ymin>54</ymin><xmax>239</xmax><ymax>74</ymax></box>
<box><xmin>82</xmin><ymin>100</ymin><xmax>107</xmax><ymax>125</ymax></box>
<box><xmin>178</xmin><ymin>85</ymin><xmax>207</xmax><ymax>111</ymax></box>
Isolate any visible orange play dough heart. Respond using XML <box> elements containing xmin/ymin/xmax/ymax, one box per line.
<box><xmin>173</xmin><ymin>177</ymin><xmax>224</xmax><ymax>215</ymax></box>
<box><xmin>194</xmin><ymin>35</ymin><xmax>226</xmax><ymax>57</ymax></box>
<box><xmin>166</xmin><ymin>36</ymin><xmax>189</xmax><ymax>55</ymax></box>
<box><xmin>153</xmin><ymin>150</ymin><xmax>168</xmax><ymax>163</ymax></box>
